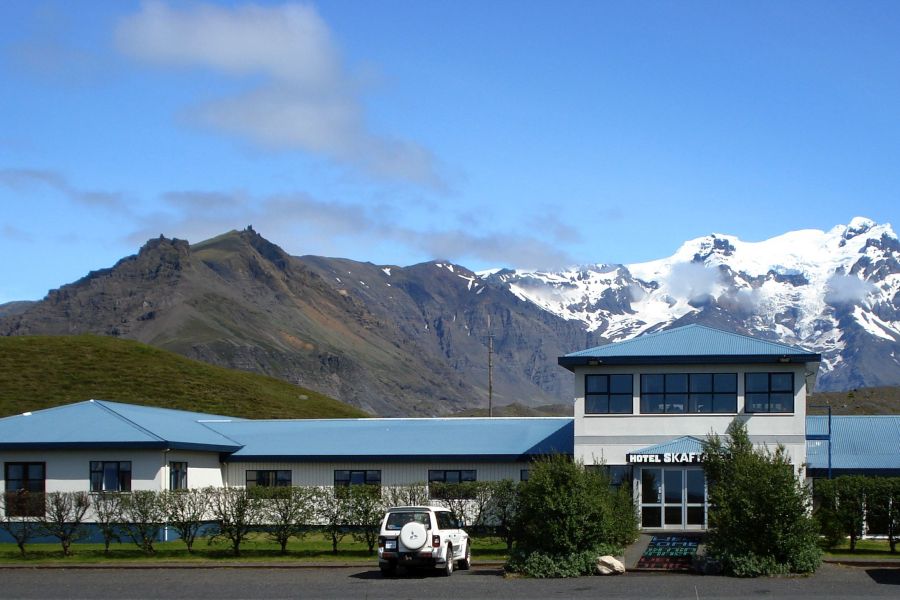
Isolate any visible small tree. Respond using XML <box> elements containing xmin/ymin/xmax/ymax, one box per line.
<box><xmin>703</xmin><ymin>420</ymin><xmax>821</xmax><ymax>576</ymax></box>
<box><xmin>509</xmin><ymin>454</ymin><xmax>638</xmax><ymax>577</ymax></box>
<box><xmin>162</xmin><ymin>488</ymin><xmax>210</xmax><ymax>554</ymax></box>
<box><xmin>209</xmin><ymin>487</ymin><xmax>258</xmax><ymax>556</ymax></box>
<box><xmin>815</xmin><ymin>476</ymin><xmax>868</xmax><ymax>551</ymax></box>
<box><xmin>348</xmin><ymin>485</ymin><xmax>385</xmax><ymax>554</ymax></box>
<box><xmin>319</xmin><ymin>487</ymin><xmax>352</xmax><ymax>554</ymax></box>
<box><xmin>257</xmin><ymin>486</ymin><xmax>318</xmax><ymax>554</ymax></box>
<box><xmin>41</xmin><ymin>492</ymin><xmax>91</xmax><ymax>556</ymax></box>
<box><xmin>867</xmin><ymin>477</ymin><xmax>900</xmax><ymax>554</ymax></box>
<box><xmin>382</xmin><ymin>483</ymin><xmax>429</xmax><ymax>507</ymax></box>
<box><xmin>120</xmin><ymin>490</ymin><xmax>165</xmax><ymax>554</ymax></box>
<box><xmin>92</xmin><ymin>493</ymin><xmax>123</xmax><ymax>554</ymax></box>
<box><xmin>0</xmin><ymin>490</ymin><xmax>43</xmax><ymax>557</ymax></box>
<box><xmin>486</xmin><ymin>479</ymin><xmax>519</xmax><ymax>551</ymax></box>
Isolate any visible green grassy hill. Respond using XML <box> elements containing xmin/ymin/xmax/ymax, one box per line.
<box><xmin>0</xmin><ymin>335</ymin><xmax>367</xmax><ymax>419</ymax></box>
<box><xmin>808</xmin><ymin>386</ymin><xmax>900</xmax><ymax>415</ymax></box>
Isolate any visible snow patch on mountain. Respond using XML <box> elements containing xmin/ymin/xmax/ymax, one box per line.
<box><xmin>480</xmin><ymin>218</ymin><xmax>900</xmax><ymax>388</ymax></box>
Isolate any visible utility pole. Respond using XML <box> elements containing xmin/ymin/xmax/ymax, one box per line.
<box><xmin>487</xmin><ymin>314</ymin><xmax>494</xmax><ymax>417</ymax></box>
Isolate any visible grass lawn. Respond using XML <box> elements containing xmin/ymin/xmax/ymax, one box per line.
<box><xmin>0</xmin><ymin>532</ymin><xmax>509</xmax><ymax>564</ymax></box>
<box><xmin>823</xmin><ymin>538</ymin><xmax>900</xmax><ymax>559</ymax></box>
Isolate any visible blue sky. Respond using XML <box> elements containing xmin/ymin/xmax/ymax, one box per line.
<box><xmin>1</xmin><ymin>0</ymin><xmax>899</xmax><ymax>303</ymax></box>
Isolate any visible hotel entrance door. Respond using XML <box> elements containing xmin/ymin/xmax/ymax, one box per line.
<box><xmin>639</xmin><ymin>467</ymin><xmax>706</xmax><ymax>530</ymax></box>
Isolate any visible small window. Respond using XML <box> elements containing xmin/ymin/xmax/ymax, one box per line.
<box><xmin>428</xmin><ymin>470</ymin><xmax>476</xmax><ymax>499</ymax></box>
<box><xmin>4</xmin><ymin>462</ymin><xmax>46</xmax><ymax>517</ymax></box>
<box><xmin>585</xmin><ymin>374</ymin><xmax>633</xmax><ymax>414</ymax></box>
<box><xmin>520</xmin><ymin>469</ymin><xmax>529</xmax><ymax>482</ymax></box>
<box><xmin>169</xmin><ymin>462</ymin><xmax>188</xmax><ymax>491</ymax></box>
<box><xmin>246</xmin><ymin>470</ymin><xmax>292</xmax><ymax>488</ymax></box>
<box><xmin>333</xmin><ymin>470</ymin><xmax>381</xmax><ymax>487</ymax></box>
<box><xmin>90</xmin><ymin>461</ymin><xmax>131</xmax><ymax>493</ymax></box>
<box><xmin>386</xmin><ymin>511</ymin><xmax>431</xmax><ymax>531</ymax></box>
<box><xmin>607</xmin><ymin>465</ymin><xmax>633</xmax><ymax>490</ymax></box>
<box><xmin>745</xmin><ymin>373</ymin><xmax>794</xmax><ymax>413</ymax></box>
<box><xmin>436</xmin><ymin>511</ymin><xmax>459</xmax><ymax>530</ymax></box>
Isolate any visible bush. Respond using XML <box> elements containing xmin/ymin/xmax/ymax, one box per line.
<box><xmin>506</xmin><ymin>544</ymin><xmax>620</xmax><ymax>578</ymax></box>
<box><xmin>119</xmin><ymin>490</ymin><xmax>165</xmax><ymax>554</ymax></box>
<box><xmin>162</xmin><ymin>488</ymin><xmax>211</xmax><ymax>554</ymax></box>
<box><xmin>703</xmin><ymin>420</ymin><xmax>821</xmax><ymax>576</ymax></box>
<box><xmin>41</xmin><ymin>491</ymin><xmax>91</xmax><ymax>556</ymax></box>
<box><xmin>92</xmin><ymin>492</ymin><xmax>123</xmax><ymax>554</ymax></box>
<box><xmin>346</xmin><ymin>485</ymin><xmax>384</xmax><ymax>554</ymax></box>
<box><xmin>209</xmin><ymin>487</ymin><xmax>259</xmax><ymax>556</ymax></box>
<box><xmin>507</xmin><ymin>455</ymin><xmax>637</xmax><ymax>577</ymax></box>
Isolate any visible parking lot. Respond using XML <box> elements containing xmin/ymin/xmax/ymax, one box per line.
<box><xmin>1</xmin><ymin>563</ymin><xmax>898</xmax><ymax>600</ymax></box>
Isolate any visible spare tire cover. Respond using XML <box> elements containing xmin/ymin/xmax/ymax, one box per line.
<box><xmin>399</xmin><ymin>522</ymin><xmax>427</xmax><ymax>550</ymax></box>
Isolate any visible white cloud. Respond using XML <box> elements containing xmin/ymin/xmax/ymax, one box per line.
<box><xmin>825</xmin><ymin>273</ymin><xmax>875</xmax><ymax>305</ymax></box>
<box><xmin>116</xmin><ymin>1</ymin><xmax>444</xmax><ymax>188</ymax></box>
<box><xmin>0</xmin><ymin>168</ymin><xmax>126</xmax><ymax>211</ymax></box>
<box><xmin>667</xmin><ymin>262</ymin><xmax>721</xmax><ymax>302</ymax></box>
<box><xmin>126</xmin><ymin>188</ymin><xmax>573</xmax><ymax>269</ymax></box>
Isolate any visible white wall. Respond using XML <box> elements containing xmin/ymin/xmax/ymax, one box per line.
<box><xmin>1</xmin><ymin>448</ymin><xmax>225</xmax><ymax>494</ymax></box>
<box><xmin>222</xmin><ymin>460</ymin><xmax>528</xmax><ymax>488</ymax></box>
<box><xmin>573</xmin><ymin>363</ymin><xmax>810</xmax><ymax>470</ymax></box>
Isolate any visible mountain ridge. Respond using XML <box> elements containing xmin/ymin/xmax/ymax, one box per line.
<box><xmin>2</xmin><ymin>218</ymin><xmax>898</xmax><ymax>415</ymax></box>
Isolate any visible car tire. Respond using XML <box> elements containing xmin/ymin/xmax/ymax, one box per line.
<box><xmin>399</xmin><ymin>522</ymin><xmax>427</xmax><ymax>550</ymax></box>
<box><xmin>458</xmin><ymin>541</ymin><xmax>471</xmax><ymax>570</ymax></box>
<box><xmin>442</xmin><ymin>544</ymin><xmax>454</xmax><ymax>576</ymax></box>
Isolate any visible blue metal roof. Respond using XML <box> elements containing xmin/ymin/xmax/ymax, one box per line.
<box><xmin>806</xmin><ymin>415</ymin><xmax>900</xmax><ymax>474</ymax></box>
<box><xmin>205</xmin><ymin>417</ymin><xmax>574</xmax><ymax>462</ymax></box>
<box><xmin>559</xmin><ymin>324</ymin><xmax>821</xmax><ymax>369</ymax></box>
<box><xmin>629</xmin><ymin>436</ymin><xmax>705</xmax><ymax>455</ymax></box>
<box><xmin>0</xmin><ymin>400</ymin><xmax>243</xmax><ymax>452</ymax></box>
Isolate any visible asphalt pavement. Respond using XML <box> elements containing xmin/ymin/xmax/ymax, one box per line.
<box><xmin>1</xmin><ymin>563</ymin><xmax>898</xmax><ymax>600</ymax></box>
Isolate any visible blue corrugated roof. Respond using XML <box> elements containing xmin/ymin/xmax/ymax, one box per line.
<box><xmin>629</xmin><ymin>436</ymin><xmax>704</xmax><ymax>455</ymax></box>
<box><xmin>806</xmin><ymin>415</ymin><xmax>900</xmax><ymax>473</ymax></box>
<box><xmin>206</xmin><ymin>417</ymin><xmax>574</xmax><ymax>462</ymax></box>
<box><xmin>559</xmin><ymin>324</ymin><xmax>820</xmax><ymax>369</ymax></box>
<box><xmin>0</xmin><ymin>400</ymin><xmax>243</xmax><ymax>452</ymax></box>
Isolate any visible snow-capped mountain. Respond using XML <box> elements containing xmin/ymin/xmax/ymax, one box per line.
<box><xmin>483</xmin><ymin>217</ymin><xmax>900</xmax><ymax>391</ymax></box>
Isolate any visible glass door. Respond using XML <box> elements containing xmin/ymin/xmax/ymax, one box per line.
<box><xmin>639</xmin><ymin>467</ymin><xmax>707</xmax><ymax>530</ymax></box>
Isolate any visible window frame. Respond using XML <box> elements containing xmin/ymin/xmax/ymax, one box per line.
<box><xmin>584</xmin><ymin>374</ymin><xmax>633</xmax><ymax>414</ymax></box>
<box><xmin>744</xmin><ymin>372</ymin><xmax>795</xmax><ymax>413</ymax></box>
<box><xmin>245</xmin><ymin>469</ymin><xmax>292</xmax><ymax>489</ymax></box>
<box><xmin>169</xmin><ymin>461</ymin><xmax>188</xmax><ymax>491</ymax></box>
<box><xmin>640</xmin><ymin>373</ymin><xmax>737</xmax><ymax>414</ymax></box>
<box><xmin>333</xmin><ymin>469</ymin><xmax>381</xmax><ymax>488</ymax></box>
<box><xmin>4</xmin><ymin>462</ymin><xmax>46</xmax><ymax>517</ymax></box>
<box><xmin>428</xmin><ymin>469</ymin><xmax>477</xmax><ymax>499</ymax></box>
<box><xmin>89</xmin><ymin>461</ymin><xmax>132</xmax><ymax>493</ymax></box>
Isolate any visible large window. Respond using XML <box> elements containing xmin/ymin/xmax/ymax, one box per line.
<box><xmin>745</xmin><ymin>372</ymin><xmax>794</xmax><ymax>413</ymax></box>
<box><xmin>90</xmin><ymin>461</ymin><xmax>131</xmax><ymax>493</ymax></box>
<box><xmin>246</xmin><ymin>470</ymin><xmax>292</xmax><ymax>488</ymax></box>
<box><xmin>169</xmin><ymin>462</ymin><xmax>188</xmax><ymax>490</ymax></box>
<box><xmin>428</xmin><ymin>470</ymin><xmax>476</xmax><ymax>499</ymax></box>
<box><xmin>641</xmin><ymin>374</ymin><xmax>737</xmax><ymax>414</ymax></box>
<box><xmin>585</xmin><ymin>374</ymin><xmax>633</xmax><ymax>414</ymax></box>
<box><xmin>4</xmin><ymin>462</ymin><xmax>45</xmax><ymax>517</ymax></box>
<box><xmin>334</xmin><ymin>470</ymin><xmax>381</xmax><ymax>487</ymax></box>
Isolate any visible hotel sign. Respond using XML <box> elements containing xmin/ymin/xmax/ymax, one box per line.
<box><xmin>627</xmin><ymin>452</ymin><xmax>702</xmax><ymax>464</ymax></box>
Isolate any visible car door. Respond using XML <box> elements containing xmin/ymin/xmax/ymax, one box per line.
<box><xmin>437</xmin><ymin>511</ymin><xmax>461</xmax><ymax>557</ymax></box>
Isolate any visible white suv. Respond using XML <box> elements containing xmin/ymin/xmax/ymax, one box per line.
<box><xmin>377</xmin><ymin>506</ymin><xmax>471</xmax><ymax>576</ymax></box>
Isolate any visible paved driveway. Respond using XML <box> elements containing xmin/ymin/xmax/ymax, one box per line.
<box><xmin>1</xmin><ymin>563</ymin><xmax>897</xmax><ymax>599</ymax></box>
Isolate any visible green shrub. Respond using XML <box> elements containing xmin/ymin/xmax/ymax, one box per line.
<box><xmin>506</xmin><ymin>544</ymin><xmax>620</xmax><ymax>578</ymax></box>
<box><xmin>703</xmin><ymin>420</ymin><xmax>821</xmax><ymax>576</ymax></box>
<box><xmin>507</xmin><ymin>455</ymin><xmax>637</xmax><ymax>577</ymax></box>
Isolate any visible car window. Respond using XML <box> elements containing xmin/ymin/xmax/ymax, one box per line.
<box><xmin>386</xmin><ymin>511</ymin><xmax>431</xmax><ymax>531</ymax></box>
<box><xmin>436</xmin><ymin>512</ymin><xmax>458</xmax><ymax>530</ymax></box>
